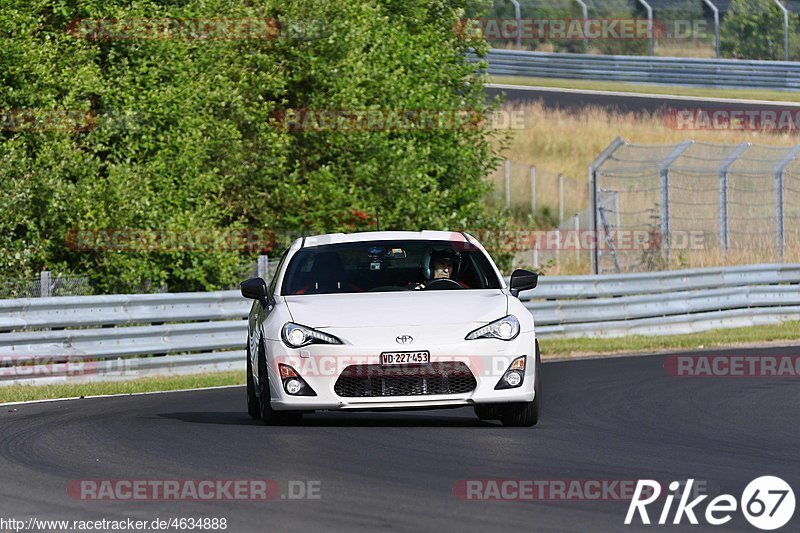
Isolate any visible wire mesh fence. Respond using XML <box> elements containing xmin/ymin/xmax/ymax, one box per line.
<box><xmin>488</xmin><ymin>159</ymin><xmax>588</xmax><ymax>220</ymax></box>
<box><xmin>0</xmin><ymin>272</ymin><xmax>92</xmax><ymax>299</ymax></box>
<box><xmin>592</xmin><ymin>138</ymin><xmax>800</xmax><ymax>273</ymax></box>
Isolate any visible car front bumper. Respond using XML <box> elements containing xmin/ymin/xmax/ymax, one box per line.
<box><xmin>262</xmin><ymin>335</ymin><xmax>537</xmax><ymax>411</ymax></box>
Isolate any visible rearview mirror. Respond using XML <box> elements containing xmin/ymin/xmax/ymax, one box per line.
<box><xmin>240</xmin><ymin>278</ymin><xmax>269</xmax><ymax>307</ymax></box>
<box><xmin>509</xmin><ymin>269</ymin><xmax>538</xmax><ymax>297</ymax></box>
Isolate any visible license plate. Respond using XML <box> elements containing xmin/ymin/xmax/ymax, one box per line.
<box><xmin>381</xmin><ymin>351</ymin><xmax>430</xmax><ymax>366</ymax></box>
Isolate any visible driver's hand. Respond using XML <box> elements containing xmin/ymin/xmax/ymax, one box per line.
<box><xmin>413</xmin><ymin>283</ymin><xmax>425</xmax><ymax>290</ymax></box>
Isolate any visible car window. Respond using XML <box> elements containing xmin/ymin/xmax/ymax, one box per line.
<box><xmin>268</xmin><ymin>248</ymin><xmax>289</xmax><ymax>299</ymax></box>
<box><xmin>280</xmin><ymin>240</ymin><xmax>501</xmax><ymax>295</ymax></box>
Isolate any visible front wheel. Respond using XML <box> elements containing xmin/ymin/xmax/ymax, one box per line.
<box><xmin>499</xmin><ymin>343</ymin><xmax>541</xmax><ymax>427</ymax></box>
<box><xmin>246</xmin><ymin>346</ymin><xmax>260</xmax><ymax>419</ymax></box>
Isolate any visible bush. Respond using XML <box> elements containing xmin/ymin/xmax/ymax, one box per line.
<box><xmin>0</xmin><ymin>0</ymin><xmax>507</xmax><ymax>292</ymax></box>
<box><xmin>720</xmin><ymin>0</ymin><xmax>800</xmax><ymax>60</ymax></box>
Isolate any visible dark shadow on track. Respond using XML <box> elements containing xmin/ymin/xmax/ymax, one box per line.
<box><xmin>157</xmin><ymin>409</ymin><xmax>498</xmax><ymax>428</ymax></box>
<box><xmin>156</xmin><ymin>412</ymin><xmax>259</xmax><ymax>425</ymax></box>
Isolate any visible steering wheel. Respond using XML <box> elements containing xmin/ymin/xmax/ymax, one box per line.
<box><xmin>423</xmin><ymin>278</ymin><xmax>463</xmax><ymax>290</ymax></box>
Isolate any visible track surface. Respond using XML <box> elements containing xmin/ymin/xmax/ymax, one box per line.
<box><xmin>1</xmin><ymin>346</ymin><xmax>799</xmax><ymax>532</ymax></box>
<box><xmin>485</xmin><ymin>84</ymin><xmax>800</xmax><ymax>115</ymax></box>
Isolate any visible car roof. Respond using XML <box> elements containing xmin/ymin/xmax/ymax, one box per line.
<box><xmin>292</xmin><ymin>230</ymin><xmax>471</xmax><ymax>249</ymax></box>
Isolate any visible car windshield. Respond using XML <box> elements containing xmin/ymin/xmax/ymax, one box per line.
<box><xmin>281</xmin><ymin>240</ymin><xmax>502</xmax><ymax>295</ymax></box>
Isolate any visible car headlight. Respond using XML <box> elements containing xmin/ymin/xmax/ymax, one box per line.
<box><xmin>465</xmin><ymin>315</ymin><xmax>520</xmax><ymax>341</ymax></box>
<box><xmin>281</xmin><ymin>322</ymin><xmax>343</xmax><ymax>348</ymax></box>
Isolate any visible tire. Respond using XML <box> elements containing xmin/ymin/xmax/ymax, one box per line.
<box><xmin>474</xmin><ymin>405</ymin><xmax>501</xmax><ymax>421</ymax></box>
<box><xmin>246</xmin><ymin>345</ymin><xmax>261</xmax><ymax>420</ymax></box>
<box><xmin>499</xmin><ymin>342</ymin><xmax>541</xmax><ymax>427</ymax></box>
<box><xmin>257</xmin><ymin>342</ymin><xmax>282</xmax><ymax>425</ymax></box>
<box><xmin>257</xmin><ymin>342</ymin><xmax>303</xmax><ymax>426</ymax></box>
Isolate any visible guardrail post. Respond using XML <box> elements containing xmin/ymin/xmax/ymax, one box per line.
<box><xmin>575</xmin><ymin>0</ymin><xmax>589</xmax><ymax>51</ymax></box>
<box><xmin>588</xmin><ymin>137</ymin><xmax>625</xmax><ymax>274</ymax></box>
<box><xmin>702</xmin><ymin>0</ymin><xmax>720</xmax><ymax>58</ymax></box>
<box><xmin>773</xmin><ymin>145</ymin><xmax>800</xmax><ymax>260</ymax></box>
<box><xmin>777</xmin><ymin>168</ymin><xmax>785</xmax><ymax>261</ymax></box>
<box><xmin>658</xmin><ymin>141</ymin><xmax>693</xmax><ymax>262</ymax></box>
<box><xmin>505</xmin><ymin>159</ymin><xmax>511</xmax><ymax>210</ymax></box>
<box><xmin>774</xmin><ymin>0</ymin><xmax>790</xmax><ymax>61</ymax></box>
<box><xmin>719</xmin><ymin>143</ymin><xmax>750</xmax><ymax>256</ymax></box>
<box><xmin>510</xmin><ymin>0</ymin><xmax>522</xmax><ymax>48</ymax></box>
<box><xmin>559</xmin><ymin>173</ymin><xmax>564</xmax><ymax>224</ymax></box>
<box><xmin>530</xmin><ymin>165</ymin><xmax>536</xmax><ymax>216</ymax></box>
<box><xmin>257</xmin><ymin>255</ymin><xmax>270</xmax><ymax>280</ymax></box>
<box><xmin>637</xmin><ymin>0</ymin><xmax>654</xmax><ymax>56</ymax></box>
<box><xmin>39</xmin><ymin>271</ymin><xmax>52</xmax><ymax>298</ymax></box>
<box><xmin>574</xmin><ymin>214</ymin><xmax>580</xmax><ymax>264</ymax></box>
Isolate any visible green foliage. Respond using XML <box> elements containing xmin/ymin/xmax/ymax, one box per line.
<box><xmin>0</xmin><ymin>0</ymin><xmax>507</xmax><ymax>292</ymax></box>
<box><xmin>720</xmin><ymin>0</ymin><xmax>800</xmax><ymax>60</ymax></box>
<box><xmin>475</xmin><ymin>0</ymin><xmax>647</xmax><ymax>55</ymax></box>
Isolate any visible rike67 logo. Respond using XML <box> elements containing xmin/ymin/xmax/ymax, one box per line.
<box><xmin>626</xmin><ymin>477</ymin><xmax>795</xmax><ymax>530</ymax></box>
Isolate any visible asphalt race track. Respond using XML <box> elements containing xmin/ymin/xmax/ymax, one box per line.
<box><xmin>1</xmin><ymin>347</ymin><xmax>798</xmax><ymax>532</ymax></box>
<box><xmin>485</xmin><ymin>83</ymin><xmax>800</xmax><ymax>115</ymax></box>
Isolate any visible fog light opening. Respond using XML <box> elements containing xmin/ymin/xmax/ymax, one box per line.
<box><xmin>504</xmin><ymin>370</ymin><xmax>522</xmax><ymax>387</ymax></box>
<box><xmin>285</xmin><ymin>378</ymin><xmax>303</xmax><ymax>395</ymax></box>
<box><xmin>494</xmin><ymin>356</ymin><xmax>527</xmax><ymax>390</ymax></box>
<box><xmin>277</xmin><ymin>364</ymin><xmax>317</xmax><ymax>397</ymax></box>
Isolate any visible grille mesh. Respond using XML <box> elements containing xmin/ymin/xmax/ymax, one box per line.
<box><xmin>333</xmin><ymin>362</ymin><xmax>477</xmax><ymax>397</ymax></box>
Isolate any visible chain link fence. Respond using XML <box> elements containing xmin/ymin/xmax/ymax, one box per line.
<box><xmin>591</xmin><ymin>138</ymin><xmax>800</xmax><ymax>273</ymax></box>
<box><xmin>0</xmin><ymin>272</ymin><xmax>93</xmax><ymax>299</ymax></box>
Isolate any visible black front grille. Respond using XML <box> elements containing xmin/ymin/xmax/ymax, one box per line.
<box><xmin>334</xmin><ymin>362</ymin><xmax>477</xmax><ymax>397</ymax></box>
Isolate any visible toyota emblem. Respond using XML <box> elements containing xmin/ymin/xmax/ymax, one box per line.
<box><xmin>396</xmin><ymin>335</ymin><xmax>413</xmax><ymax>344</ymax></box>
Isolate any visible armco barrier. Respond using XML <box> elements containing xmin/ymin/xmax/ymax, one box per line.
<box><xmin>480</xmin><ymin>49</ymin><xmax>800</xmax><ymax>90</ymax></box>
<box><xmin>0</xmin><ymin>264</ymin><xmax>798</xmax><ymax>386</ymax></box>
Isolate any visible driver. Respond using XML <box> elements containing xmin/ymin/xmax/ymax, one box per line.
<box><xmin>411</xmin><ymin>248</ymin><xmax>469</xmax><ymax>289</ymax></box>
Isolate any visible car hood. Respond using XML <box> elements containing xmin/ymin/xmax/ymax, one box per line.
<box><xmin>283</xmin><ymin>290</ymin><xmax>508</xmax><ymax>329</ymax></box>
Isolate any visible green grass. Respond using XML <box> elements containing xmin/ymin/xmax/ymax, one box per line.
<box><xmin>0</xmin><ymin>370</ymin><xmax>245</xmax><ymax>404</ymax></box>
<box><xmin>490</xmin><ymin>75</ymin><xmax>800</xmax><ymax>103</ymax></box>
<box><xmin>3</xmin><ymin>321</ymin><xmax>799</xmax><ymax>403</ymax></box>
<box><xmin>540</xmin><ymin>320</ymin><xmax>800</xmax><ymax>358</ymax></box>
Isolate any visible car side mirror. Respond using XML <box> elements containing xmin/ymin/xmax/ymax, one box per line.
<box><xmin>240</xmin><ymin>278</ymin><xmax>270</xmax><ymax>308</ymax></box>
<box><xmin>509</xmin><ymin>269</ymin><xmax>538</xmax><ymax>298</ymax></box>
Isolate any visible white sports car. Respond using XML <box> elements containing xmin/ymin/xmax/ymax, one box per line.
<box><xmin>240</xmin><ymin>230</ymin><xmax>541</xmax><ymax>426</ymax></box>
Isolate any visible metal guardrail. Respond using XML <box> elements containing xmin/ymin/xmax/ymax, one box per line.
<box><xmin>519</xmin><ymin>264</ymin><xmax>800</xmax><ymax>338</ymax></box>
<box><xmin>481</xmin><ymin>49</ymin><xmax>800</xmax><ymax>90</ymax></box>
<box><xmin>0</xmin><ymin>264</ymin><xmax>798</xmax><ymax>385</ymax></box>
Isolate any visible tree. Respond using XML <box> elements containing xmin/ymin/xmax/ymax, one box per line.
<box><xmin>720</xmin><ymin>0</ymin><xmax>799</xmax><ymax>60</ymax></box>
<box><xmin>0</xmin><ymin>0</ymin><xmax>506</xmax><ymax>292</ymax></box>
